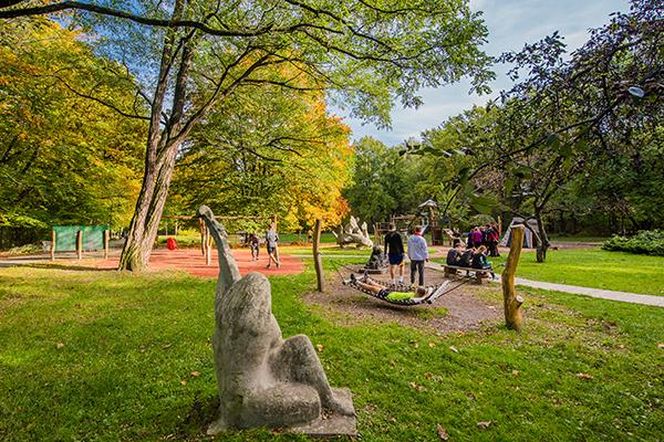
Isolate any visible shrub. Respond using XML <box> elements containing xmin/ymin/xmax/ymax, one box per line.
<box><xmin>602</xmin><ymin>230</ymin><xmax>664</xmax><ymax>256</ymax></box>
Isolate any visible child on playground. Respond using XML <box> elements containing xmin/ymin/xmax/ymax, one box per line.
<box><xmin>459</xmin><ymin>247</ymin><xmax>475</xmax><ymax>267</ymax></box>
<box><xmin>248</xmin><ymin>233</ymin><xmax>260</xmax><ymax>261</ymax></box>
<box><xmin>446</xmin><ymin>239</ymin><xmax>464</xmax><ymax>266</ymax></box>
<box><xmin>471</xmin><ymin>245</ymin><xmax>496</xmax><ymax>279</ymax></box>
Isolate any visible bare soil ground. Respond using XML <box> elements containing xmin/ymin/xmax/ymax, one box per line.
<box><xmin>304</xmin><ymin>269</ymin><xmax>502</xmax><ymax>334</ymax></box>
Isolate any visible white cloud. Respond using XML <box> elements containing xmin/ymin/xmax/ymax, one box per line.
<box><xmin>339</xmin><ymin>0</ymin><xmax>629</xmax><ymax>146</ymax></box>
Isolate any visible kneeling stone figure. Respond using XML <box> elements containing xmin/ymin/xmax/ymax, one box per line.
<box><xmin>198</xmin><ymin>206</ymin><xmax>354</xmax><ymax>434</ymax></box>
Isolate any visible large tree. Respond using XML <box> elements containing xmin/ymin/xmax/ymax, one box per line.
<box><xmin>171</xmin><ymin>63</ymin><xmax>353</xmax><ymax>232</ymax></box>
<box><xmin>411</xmin><ymin>0</ymin><xmax>662</xmax><ymax>261</ymax></box>
<box><xmin>0</xmin><ymin>18</ymin><xmax>145</xmax><ymax>234</ymax></box>
<box><xmin>1</xmin><ymin>0</ymin><xmax>493</xmax><ymax>270</ymax></box>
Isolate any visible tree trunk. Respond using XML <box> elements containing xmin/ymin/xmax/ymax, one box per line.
<box><xmin>534</xmin><ymin>210</ymin><xmax>549</xmax><ymax>263</ymax></box>
<box><xmin>118</xmin><ymin>0</ymin><xmax>191</xmax><ymax>271</ymax></box>
<box><xmin>501</xmin><ymin>225</ymin><xmax>525</xmax><ymax>331</ymax></box>
<box><xmin>119</xmin><ymin>144</ymin><xmax>178</xmax><ymax>271</ymax></box>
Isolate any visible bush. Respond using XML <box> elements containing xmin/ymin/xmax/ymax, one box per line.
<box><xmin>2</xmin><ymin>243</ymin><xmax>44</xmax><ymax>256</ymax></box>
<box><xmin>602</xmin><ymin>230</ymin><xmax>664</xmax><ymax>256</ymax></box>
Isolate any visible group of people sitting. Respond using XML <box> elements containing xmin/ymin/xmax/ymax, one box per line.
<box><xmin>466</xmin><ymin>224</ymin><xmax>501</xmax><ymax>257</ymax></box>
<box><xmin>446</xmin><ymin>239</ymin><xmax>496</xmax><ymax>279</ymax></box>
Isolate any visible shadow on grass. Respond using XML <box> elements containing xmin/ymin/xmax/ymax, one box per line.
<box><xmin>18</xmin><ymin>263</ymin><xmax>118</xmax><ymax>272</ymax></box>
<box><xmin>174</xmin><ymin>393</ymin><xmax>220</xmax><ymax>439</ymax></box>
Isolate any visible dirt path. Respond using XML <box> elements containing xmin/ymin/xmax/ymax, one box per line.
<box><xmin>304</xmin><ymin>271</ymin><xmax>502</xmax><ymax>334</ymax></box>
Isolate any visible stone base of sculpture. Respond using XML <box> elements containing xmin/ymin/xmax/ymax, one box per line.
<box><xmin>290</xmin><ymin>388</ymin><xmax>357</xmax><ymax>436</ymax></box>
<box><xmin>198</xmin><ymin>206</ymin><xmax>356</xmax><ymax>437</ymax></box>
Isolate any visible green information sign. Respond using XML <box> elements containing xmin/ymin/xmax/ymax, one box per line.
<box><xmin>53</xmin><ymin>225</ymin><xmax>108</xmax><ymax>252</ymax></box>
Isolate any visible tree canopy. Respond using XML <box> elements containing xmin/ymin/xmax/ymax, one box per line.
<box><xmin>170</xmin><ymin>63</ymin><xmax>353</xmax><ymax>232</ymax></box>
<box><xmin>0</xmin><ymin>18</ymin><xmax>145</xmax><ymax>231</ymax></box>
<box><xmin>404</xmin><ymin>0</ymin><xmax>662</xmax><ymax>260</ymax></box>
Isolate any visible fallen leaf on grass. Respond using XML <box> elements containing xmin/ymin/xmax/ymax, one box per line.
<box><xmin>316</xmin><ymin>344</ymin><xmax>324</xmax><ymax>352</ymax></box>
<box><xmin>658</xmin><ymin>343</ymin><xmax>664</xmax><ymax>349</ymax></box>
<box><xmin>436</xmin><ymin>423</ymin><xmax>449</xmax><ymax>440</ymax></box>
<box><xmin>477</xmin><ymin>421</ymin><xmax>492</xmax><ymax>429</ymax></box>
<box><xmin>56</xmin><ymin>342</ymin><xmax>65</xmax><ymax>349</ymax></box>
<box><xmin>512</xmin><ymin>369</ymin><xmax>519</xmax><ymax>377</ymax></box>
<box><xmin>576</xmin><ymin>373</ymin><xmax>594</xmax><ymax>380</ymax></box>
<box><xmin>449</xmin><ymin>346</ymin><xmax>459</xmax><ymax>353</ymax></box>
<box><xmin>180</xmin><ymin>380</ymin><xmax>188</xmax><ymax>385</ymax></box>
<box><xmin>428</xmin><ymin>342</ymin><xmax>436</xmax><ymax>348</ymax></box>
<box><xmin>190</xmin><ymin>371</ymin><xmax>200</xmax><ymax>377</ymax></box>
<box><xmin>409</xmin><ymin>382</ymin><xmax>426</xmax><ymax>392</ymax></box>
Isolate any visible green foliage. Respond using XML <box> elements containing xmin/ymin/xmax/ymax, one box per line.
<box><xmin>413</xmin><ymin>2</ymin><xmax>663</xmax><ymax>239</ymax></box>
<box><xmin>0</xmin><ymin>266</ymin><xmax>662</xmax><ymax>440</ymax></box>
<box><xmin>343</xmin><ymin>137</ymin><xmax>425</xmax><ymax>225</ymax></box>
<box><xmin>171</xmin><ymin>69</ymin><xmax>353</xmax><ymax>233</ymax></box>
<box><xmin>0</xmin><ymin>18</ymin><xmax>145</xmax><ymax>231</ymax></box>
<box><xmin>602</xmin><ymin>230</ymin><xmax>664</xmax><ymax>257</ymax></box>
<box><xmin>1</xmin><ymin>243</ymin><xmax>43</xmax><ymax>256</ymax></box>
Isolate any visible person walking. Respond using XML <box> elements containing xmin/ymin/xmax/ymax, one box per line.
<box><xmin>248</xmin><ymin>233</ymin><xmax>260</xmax><ymax>261</ymax></box>
<box><xmin>265</xmin><ymin>222</ymin><xmax>280</xmax><ymax>269</ymax></box>
<box><xmin>407</xmin><ymin>225</ymin><xmax>429</xmax><ymax>286</ymax></box>
<box><xmin>383</xmin><ymin>223</ymin><xmax>405</xmax><ymax>284</ymax></box>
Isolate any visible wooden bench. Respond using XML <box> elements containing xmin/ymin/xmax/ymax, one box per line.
<box><xmin>443</xmin><ymin>264</ymin><xmax>494</xmax><ymax>284</ymax></box>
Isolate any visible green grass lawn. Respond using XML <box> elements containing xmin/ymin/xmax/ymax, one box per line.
<box><xmin>484</xmin><ymin>248</ymin><xmax>664</xmax><ymax>296</ymax></box>
<box><xmin>548</xmin><ymin>235</ymin><xmax>609</xmax><ymax>243</ymax></box>
<box><xmin>0</xmin><ymin>265</ymin><xmax>662</xmax><ymax>441</ymax></box>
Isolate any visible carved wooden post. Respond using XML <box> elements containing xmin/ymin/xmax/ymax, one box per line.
<box><xmin>206</xmin><ymin>229</ymin><xmax>212</xmax><ymax>266</ymax></box>
<box><xmin>313</xmin><ymin>219</ymin><xmax>324</xmax><ymax>292</ymax></box>
<box><xmin>272</xmin><ymin>214</ymin><xmax>281</xmax><ymax>263</ymax></box>
<box><xmin>50</xmin><ymin>229</ymin><xmax>56</xmax><ymax>261</ymax></box>
<box><xmin>501</xmin><ymin>224</ymin><xmax>525</xmax><ymax>331</ymax></box>
<box><xmin>76</xmin><ymin>230</ymin><xmax>83</xmax><ymax>260</ymax></box>
<box><xmin>199</xmin><ymin>218</ymin><xmax>206</xmax><ymax>256</ymax></box>
<box><xmin>103</xmin><ymin>230</ymin><xmax>110</xmax><ymax>259</ymax></box>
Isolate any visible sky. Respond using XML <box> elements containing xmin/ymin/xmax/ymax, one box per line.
<box><xmin>337</xmin><ymin>0</ymin><xmax>630</xmax><ymax>147</ymax></box>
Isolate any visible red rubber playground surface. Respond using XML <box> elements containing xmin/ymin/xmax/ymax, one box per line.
<box><xmin>79</xmin><ymin>248</ymin><xmax>304</xmax><ymax>278</ymax></box>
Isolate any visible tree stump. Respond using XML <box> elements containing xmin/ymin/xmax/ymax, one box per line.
<box><xmin>501</xmin><ymin>225</ymin><xmax>525</xmax><ymax>331</ymax></box>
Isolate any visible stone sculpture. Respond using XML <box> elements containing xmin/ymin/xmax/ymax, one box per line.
<box><xmin>332</xmin><ymin>216</ymin><xmax>373</xmax><ymax>248</ymax></box>
<box><xmin>362</xmin><ymin>245</ymin><xmax>388</xmax><ymax>273</ymax></box>
<box><xmin>198</xmin><ymin>206</ymin><xmax>355</xmax><ymax>435</ymax></box>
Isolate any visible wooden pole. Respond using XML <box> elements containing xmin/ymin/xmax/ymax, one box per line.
<box><xmin>313</xmin><ymin>219</ymin><xmax>324</xmax><ymax>292</ymax></box>
<box><xmin>199</xmin><ymin>219</ymin><xmax>206</xmax><ymax>256</ymax></box>
<box><xmin>272</xmin><ymin>214</ymin><xmax>280</xmax><ymax>262</ymax></box>
<box><xmin>50</xmin><ymin>229</ymin><xmax>56</xmax><ymax>261</ymax></box>
<box><xmin>103</xmin><ymin>230</ymin><xmax>109</xmax><ymax>260</ymax></box>
<box><xmin>206</xmin><ymin>230</ymin><xmax>212</xmax><ymax>266</ymax></box>
<box><xmin>76</xmin><ymin>230</ymin><xmax>83</xmax><ymax>260</ymax></box>
<box><xmin>501</xmin><ymin>224</ymin><xmax>525</xmax><ymax>331</ymax></box>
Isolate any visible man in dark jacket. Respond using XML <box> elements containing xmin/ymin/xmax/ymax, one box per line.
<box><xmin>384</xmin><ymin>223</ymin><xmax>405</xmax><ymax>284</ymax></box>
<box><xmin>446</xmin><ymin>239</ymin><xmax>464</xmax><ymax>266</ymax></box>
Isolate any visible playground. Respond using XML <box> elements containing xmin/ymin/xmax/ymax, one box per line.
<box><xmin>44</xmin><ymin>248</ymin><xmax>304</xmax><ymax>278</ymax></box>
<box><xmin>1</xmin><ymin>1</ymin><xmax>662</xmax><ymax>440</ymax></box>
